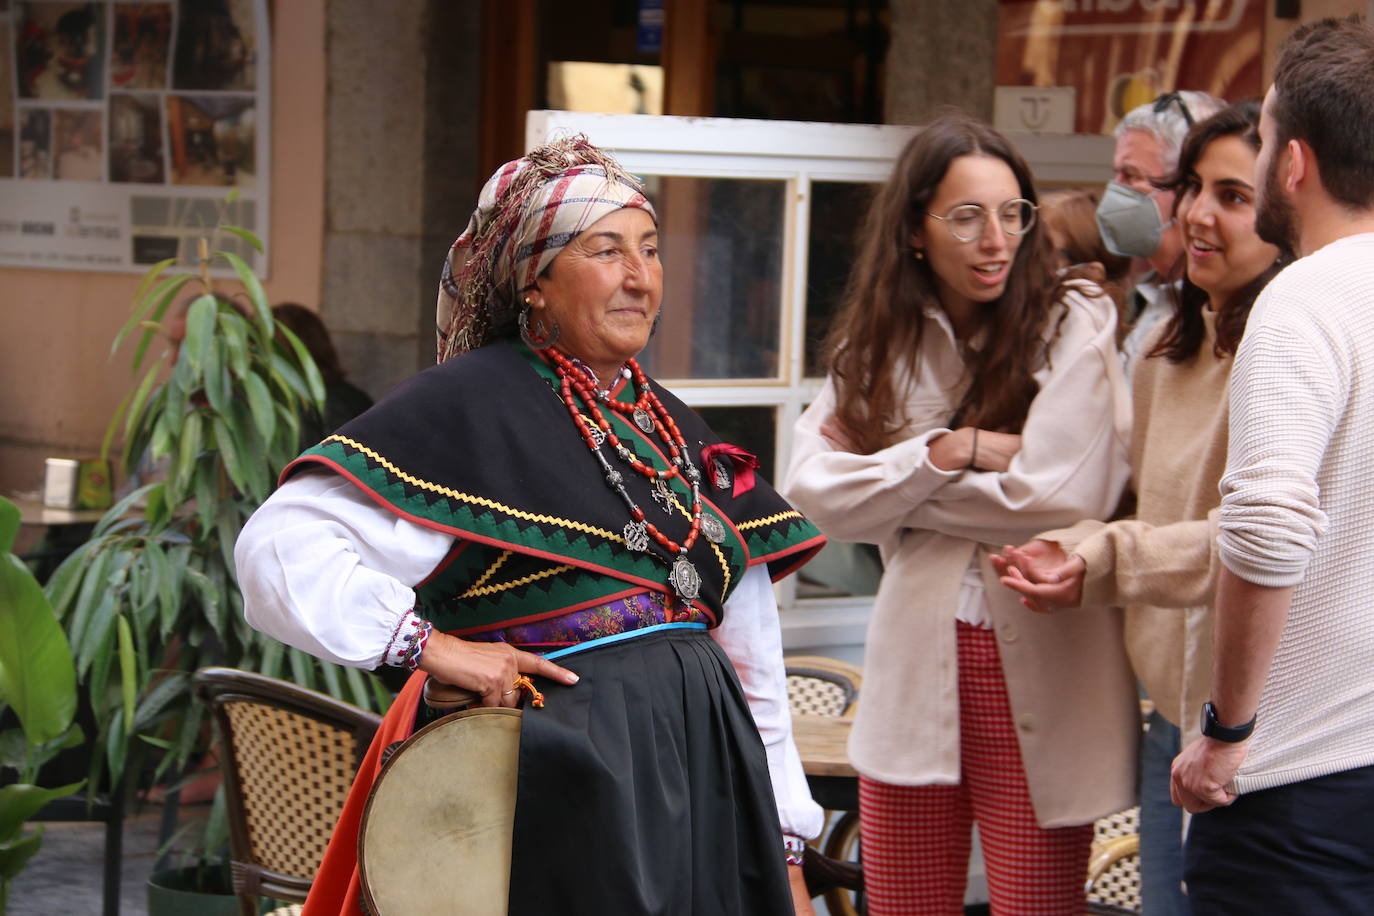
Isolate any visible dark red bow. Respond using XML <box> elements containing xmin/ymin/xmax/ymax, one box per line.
<box><xmin>700</xmin><ymin>442</ymin><xmax>759</xmax><ymax>498</ymax></box>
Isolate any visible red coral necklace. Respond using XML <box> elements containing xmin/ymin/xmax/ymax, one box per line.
<box><xmin>549</xmin><ymin>346</ymin><xmax>714</xmax><ymax>605</ymax></box>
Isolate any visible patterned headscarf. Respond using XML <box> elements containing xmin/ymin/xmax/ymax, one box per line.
<box><xmin>435</xmin><ymin>135</ymin><xmax>656</xmax><ymax>363</ymax></box>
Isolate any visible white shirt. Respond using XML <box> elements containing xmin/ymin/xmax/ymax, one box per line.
<box><xmin>235</xmin><ymin>468</ymin><xmax>825</xmax><ymax>838</ymax></box>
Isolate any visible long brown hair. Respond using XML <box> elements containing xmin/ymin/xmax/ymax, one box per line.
<box><xmin>826</xmin><ymin>113</ymin><xmax>1080</xmax><ymax>453</ymax></box>
<box><xmin>1149</xmin><ymin>100</ymin><xmax>1289</xmax><ymax>363</ymax></box>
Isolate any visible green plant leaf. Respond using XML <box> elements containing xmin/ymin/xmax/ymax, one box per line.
<box><xmin>43</xmin><ymin>538</ymin><xmax>99</xmax><ymax>619</ymax></box>
<box><xmin>203</xmin><ymin>336</ymin><xmax>230</xmax><ymax>415</ymax></box>
<box><xmin>182</xmin><ymin>294</ymin><xmax>217</xmax><ymax>374</ymax></box>
<box><xmin>74</xmin><ymin>588</ymin><xmax>117</xmax><ymax>681</ymax></box>
<box><xmin>114</xmin><ymin>259</ymin><xmax>175</xmax><ymax>357</ymax></box>
<box><xmin>130</xmin><ymin>273</ymin><xmax>195</xmax><ymax>374</ymax></box>
<box><xmin>92</xmin><ymin>484</ymin><xmax>156</xmax><ymax>539</ymax></box>
<box><xmin>268</xmin><ymin>351</ymin><xmax>311</xmax><ymax>405</ymax></box>
<box><xmin>109</xmin><ymin>359</ymin><xmax>162</xmax><ymax>464</ymax></box>
<box><xmin>117</xmin><ymin>616</ymin><xmax>137</xmax><ymax>736</ymax></box>
<box><xmin>257</xmin><ymin>633</ymin><xmax>284</xmax><ymax>680</ymax></box>
<box><xmin>0</xmin><ymin>826</ymin><xmax>45</xmax><ymax>881</ymax></box>
<box><xmin>0</xmin><ymin>551</ymin><xmax>77</xmax><ymax>744</ymax></box>
<box><xmin>0</xmin><ymin>783</ymin><xmax>85</xmax><ymax>842</ymax></box>
<box><xmin>0</xmin><ymin>498</ymin><xmax>16</xmax><ymax>556</ymax></box>
<box><xmin>241</xmin><ymin>371</ymin><xmax>276</xmax><ymax>443</ymax></box>
<box><xmin>211</xmin><ymin>416</ymin><xmax>248</xmax><ymax>494</ymax></box>
<box><xmin>176</xmin><ymin>411</ymin><xmax>204</xmax><ymax>496</ymax></box>
<box><xmin>65</xmin><ymin>545</ymin><xmax>112</xmax><ymax>649</ymax></box>
<box><xmin>219</xmin><ymin>224</ymin><xmax>263</xmax><ymax>254</ymax></box>
<box><xmin>132</xmin><ymin>671</ymin><xmax>190</xmax><ymax>732</ymax></box>
<box><xmin>275</xmin><ymin>323</ymin><xmax>327</xmax><ymax>408</ymax></box>
<box><xmin>219</xmin><ymin>250</ymin><xmax>272</xmax><ymax>339</ymax></box>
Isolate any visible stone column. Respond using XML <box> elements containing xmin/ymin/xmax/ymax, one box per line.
<box><xmin>885</xmin><ymin>0</ymin><xmax>999</xmax><ymax>126</ymax></box>
<box><xmin>322</xmin><ymin>0</ymin><xmax>482</xmax><ymax>401</ymax></box>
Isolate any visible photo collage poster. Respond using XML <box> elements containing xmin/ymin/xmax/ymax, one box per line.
<box><xmin>0</xmin><ymin>0</ymin><xmax>270</xmax><ymax>274</ymax></box>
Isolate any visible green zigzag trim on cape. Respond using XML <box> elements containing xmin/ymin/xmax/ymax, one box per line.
<box><xmin>742</xmin><ymin>514</ymin><xmax>823</xmax><ymax>561</ymax></box>
<box><xmin>298</xmin><ymin>436</ymin><xmax>750</xmax><ymax>631</ymax></box>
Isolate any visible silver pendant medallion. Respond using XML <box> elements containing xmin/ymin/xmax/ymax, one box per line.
<box><xmin>701</xmin><ymin>513</ymin><xmax>725</xmax><ymax>544</ymax></box>
<box><xmin>624</xmin><ymin>521</ymin><xmax>649</xmax><ymax>552</ymax></box>
<box><xmin>711</xmin><ymin>456</ymin><xmax>732</xmax><ymax>491</ymax></box>
<box><xmin>634</xmin><ymin>407</ymin><xmax>655</xmax><ymax>433</ymax></box>
<box><xmin>669</xmin><ymin>557</ymin><xmax>701</xmax><ymax>602</ymax></box>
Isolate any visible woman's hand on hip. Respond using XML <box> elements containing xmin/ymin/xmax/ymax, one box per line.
<box><xmin>928</xmin><ymin>427</ymin><xmax>1021</xmax><ymax>472</ymax></box>
<box><xmin>418</xmin><ymin>632</ymin><xmax>579</xmax><ymax>708</ymax></box>
<box><xmin>787</xmin><ymin>864</ymin><xmax>815</xmax><ymax>916</ymax></box>
<box><xmin>991</xmin><ymin>539</ymin><xmax>1085</xmax><ymax>612</ymax></box>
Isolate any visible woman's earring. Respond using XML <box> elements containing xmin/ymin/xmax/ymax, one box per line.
<box><xmin>519</xmin><ymin>302</ymin><xmax>560</xmax><ymax>350</ymax></box>
<box><xmin>913</xmin><ymin>248</ymin><xmax>925</xmax><ymax>261</ymax></box>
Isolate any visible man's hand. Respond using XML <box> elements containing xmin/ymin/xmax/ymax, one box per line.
<box><xmin>419</xmin><ymin>632</ymin><xmax>579</xmax><ymax>708</ymax></box>
<box><xmin>1170</xmin><ymin>735</ymin><xmax>1247</xmax><ymax>813</ymax></box>
<box><xmin>991</xmin><ymin>540</ymin><xmax>1086</xmax><ymax>612</ymax></box>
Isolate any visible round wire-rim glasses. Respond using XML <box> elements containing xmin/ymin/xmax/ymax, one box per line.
<box><xmin>926</xmin><ymin>198</ymin><xmax>1039</xmax><ymax>243</ymax></box>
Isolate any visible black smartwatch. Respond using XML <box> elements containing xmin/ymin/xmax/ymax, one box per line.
<box><xmin>1201</xmin><ymin>701</ymin><xmax>1256</xmax><ymax>743</ymax></box>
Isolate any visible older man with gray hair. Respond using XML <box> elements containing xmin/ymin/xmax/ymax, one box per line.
<box><xmin>1097</xmin><ymin>90</ymin><xmax>1224</xmax><ymax>373</ymax></box>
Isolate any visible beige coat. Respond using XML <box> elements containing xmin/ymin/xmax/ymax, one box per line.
<box><xmin>1041</xmin><ymin>310</ymin><xmax>1229</xmax><ymax>737</ymax></box>
<box><xmin>784</xmin><ymin>285</ymin><xmax>1139</xmax><ymax>828</ymax></box>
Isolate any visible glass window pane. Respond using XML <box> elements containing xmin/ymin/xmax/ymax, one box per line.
<box><xmin>796</xmin><ymin>541</ymin><xmax>882</xmax><ymax>598</ymax></box>
<box><xmin>638</xmin><ymin>176</ymin><xmax>785</xmax><ymax>380</ymax></box>
<box><xmin>695</xmin><ymin>406</ymin><xmax>776</xmax><ymax>482</ymax></box>
<box><xmin>805</xmin><ymin>180</ymin><xmax>878</xmax><ymax>377</ymax></box>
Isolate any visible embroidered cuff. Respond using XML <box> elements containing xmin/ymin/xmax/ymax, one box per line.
<box><xmin>383</xmin><ymin>610</ymin><xmax>433</xmax><ymax>670</ymax></box>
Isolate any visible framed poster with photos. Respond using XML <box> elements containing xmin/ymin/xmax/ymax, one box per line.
<box><xmin>0</xmin><ymin>0</ymin><xmax>270</xmax><ymax>275</ymax></box>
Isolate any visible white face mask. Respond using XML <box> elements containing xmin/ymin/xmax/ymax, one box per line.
<box><xmin>1095</xmin><ymin>180</ymin><xmax>1168</xmax><ymax>259</ymax></box>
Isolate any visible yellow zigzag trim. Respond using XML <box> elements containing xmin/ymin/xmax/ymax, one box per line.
<box><xmin>324</xmin><ymin>435</ymin><xmax>624</xmax><ymax>544</ymax></box>
<box><xmin>736</xmin><ymin>510</ymin><xmax>804</xmax><ymax>531</ymax></box>
<box><xmin>461</xmin><ymin>550</ymin><xmax>512</xmax><ymax>597</ymax></box>
<box><xmin>462</xmin><ymin>563</ymin><xmax>577</xmax><ymax>599</ymax></box>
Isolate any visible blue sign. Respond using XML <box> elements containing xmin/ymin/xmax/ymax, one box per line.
<box><xmin>637</xmin><ymin>0</ymin><xmax>663</xmax><ymax>55</ymax></box>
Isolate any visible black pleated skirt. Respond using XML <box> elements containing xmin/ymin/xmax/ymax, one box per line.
<box><xmin>507</xmin><ymin>626</ymin><xmax>794</xmax><ymax>915</ymax></box>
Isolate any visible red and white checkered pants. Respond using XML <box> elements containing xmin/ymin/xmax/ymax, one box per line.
<box><xmin>858</xmin><ymin>621</ymin><xmax>1091</xmax><ymax>915</ymax></box>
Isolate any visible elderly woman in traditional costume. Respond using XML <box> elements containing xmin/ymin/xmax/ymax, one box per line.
<box><xmin>236</xmin><ymin>136</ymin><xmax>827</xmax><ymax>915</ymax></box>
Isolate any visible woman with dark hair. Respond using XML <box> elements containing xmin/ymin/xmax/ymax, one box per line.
<box><xmin>784</xmin><ymin>113</ymin><xmax>1137</xmax><ymax>913</ymax></box>
<box><xmin>995</xmin><ymin>100</ymin><xmax>1285</xmax><ymax>916</ymax></box>
<box><xmin>270</xmin><ymin>303</ymin><xmax>373</xmax><ymax>443</ymax></box>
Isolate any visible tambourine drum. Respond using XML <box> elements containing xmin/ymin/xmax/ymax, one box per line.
<box><xmin>358</xmin><ymin>707</ymin><xmax>521</xmax><ymax>915</ymax></box>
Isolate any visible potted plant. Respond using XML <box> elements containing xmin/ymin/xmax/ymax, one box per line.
<box><xmin>42</xmin><ymin>208</ymin><xmax>389</xmax><ymax>902</ymax></box>
<box><xmin>0</xmin><ymin>495</ymin><xmax>84</xmax><ymax>914</ymax></box>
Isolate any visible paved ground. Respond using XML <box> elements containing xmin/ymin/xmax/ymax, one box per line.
<box><xmin>8</xmin><ymin>802</ymin><xmax>202</xmax><ymax>916</ymax></box>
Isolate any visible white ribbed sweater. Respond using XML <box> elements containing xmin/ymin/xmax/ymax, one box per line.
<box><xmin>1219</xmin><ymin>233</ymin><xmax>1374</xmax><ymax>793</ymax></box>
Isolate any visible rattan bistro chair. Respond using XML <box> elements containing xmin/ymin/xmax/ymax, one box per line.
<box><xmin>784</xmin><ymin>654</ymin><xmax>863</xmax><ymax>719</ymax></box>
<box><xmin>194</xmin><ymin>667</ymin><xmax>382</xmax><ymax>916</ymax></box>
<box><xmin>1086</xmin><ymin>805</ymin><xmax>1142</xmax><ymax>914</ymax></box>
<box><xmin>785</xmin><ymin>655</ymin><xmax>865</xmax><ymax>915</ymax></box>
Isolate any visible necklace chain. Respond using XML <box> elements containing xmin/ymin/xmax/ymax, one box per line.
<box><xmin>549</xmin><ymin>348</ymin><xmax>705</xmax><ymax>606</ymax></box>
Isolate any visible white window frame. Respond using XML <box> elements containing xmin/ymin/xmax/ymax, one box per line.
<box><xmin>526</xmin><ymin>110</ymin><xmax>1114</xmax><ymax>651</ymax></box>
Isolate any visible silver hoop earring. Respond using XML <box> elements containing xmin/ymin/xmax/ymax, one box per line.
<box><xmin>519</xmin><ymin>305</ymin><xmax>560</xmax><ymax>350</ymax></box>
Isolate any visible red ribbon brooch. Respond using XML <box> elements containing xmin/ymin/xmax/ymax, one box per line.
<box><xmin>699</xmin><ymin>443</ymin><xmax>759</xmax><ymax>498</ymax></box>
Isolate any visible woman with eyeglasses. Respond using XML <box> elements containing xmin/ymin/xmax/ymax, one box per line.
<box><xmin>994</xmin><ymin>100</ymin><xmax>1286</xmax><ymax>916</ymax></box>
<box><xmin>784</xmin><ymin>114</ymin><xmax>1138</xmax><ymax>914</ymax></box>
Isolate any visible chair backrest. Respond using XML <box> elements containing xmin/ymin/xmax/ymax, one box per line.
<box><xmin>194</xmin><ymin>667</ymin><xmax>382</xmax><ymax>907</ymax></box>
<box><xmin>784</xmin><ymin>655</ymin><xmax>863</xmax><ymax>718</ymax></box>
<box><xmin>1086</xmin><ymin>805</ymin><xmax>1141</xmax><ymax>915</ymax></box>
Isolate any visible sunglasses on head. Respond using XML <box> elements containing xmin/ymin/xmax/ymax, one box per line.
<box><xmin>1153</xmin><ymin>91</ymin><xmax>1195</xmax><ymax>127</ymax></box>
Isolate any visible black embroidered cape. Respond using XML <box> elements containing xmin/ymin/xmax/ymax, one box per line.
<box><xmin>282</xmin><ymin>340</ymin><xmax>825</xmax><ymax>635</ymax></box>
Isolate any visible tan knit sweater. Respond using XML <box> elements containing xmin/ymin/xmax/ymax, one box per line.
<box><xmin>1041</xmin><ymin>309</ymin><xmax>1228</xmax><ymax>732</ymax></box>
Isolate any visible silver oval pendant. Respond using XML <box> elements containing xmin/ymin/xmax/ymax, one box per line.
<box><xmin>701</xmin><ymin>513</ymin><xmax>725</xmax><ymax>544</ymax></box>
<box><xmin>624</xmin><ymin>520</ymin><xmax>649</xmax><ymax>552</ymax></box>
<box><xmin>669</xmin><ymin>557</ymin><xmax>701</xmax><ymax>602</ymax></box>
<box><xmin>633</xmin><ymin>407</ymin><xmax>655</xmax><ymax>433</ymax></box>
